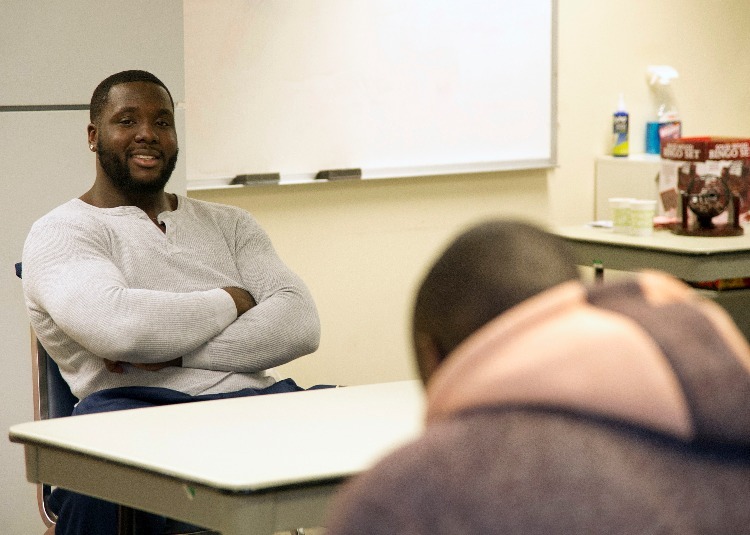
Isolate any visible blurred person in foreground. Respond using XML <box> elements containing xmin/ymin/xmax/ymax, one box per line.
<box><xmin>325</xmin><ymin>219</ymin><xmax>750</xmax><ymax>534</ymax></box>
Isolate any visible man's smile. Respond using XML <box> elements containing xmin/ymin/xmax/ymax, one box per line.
<box><xmin>129</xmin><ymin>151</ymin><xmax>161</xmax><ymax>168</ymax></box>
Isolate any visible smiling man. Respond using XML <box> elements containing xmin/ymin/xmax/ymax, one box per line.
<box><xmin>21</xmin><ymin>70</ymin><xmax>322</xmax><ymax>535</ymax></box>
<box><xmin>87</xmin><ymin>76</ymin><xmax>179</xmax><ymax>198</ymax></box>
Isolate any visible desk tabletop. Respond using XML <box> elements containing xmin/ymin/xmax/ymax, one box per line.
<box><xmin>9</xmin><ymin>380</ymin><xmax>425</xmax><ymax>493</ymax></box>
<box><xmin>556</xmin><ymin>225</ymin><xmax>750</xmax><ymax>255</ymax></box>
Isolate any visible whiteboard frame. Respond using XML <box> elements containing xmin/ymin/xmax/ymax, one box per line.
<box><xmin>194</xmin><ymin>0</ymin><xmax>558</xmax><ymax>190</ymax></box>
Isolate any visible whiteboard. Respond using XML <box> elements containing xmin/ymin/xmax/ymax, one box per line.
<box><xmin>184</xmin><ymin>0</ymin><xmax>557</xmax><ymax>188</ymax></box>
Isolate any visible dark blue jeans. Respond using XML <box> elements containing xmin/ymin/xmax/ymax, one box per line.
<box><xmin>49</xmin><ymin>380</ymin><xmax>334</xmax><ymax>535</ymax></box>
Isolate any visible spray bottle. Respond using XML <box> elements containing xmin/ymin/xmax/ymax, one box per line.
<box><xmin>612</xmin><ymin>93</ymin><xmax>629</xmax><ymax>157</ymax></box>
<box><xmin>646</xmin><ymin>65</ymin><xmax>681</xmax><ymax>154</ymax></box>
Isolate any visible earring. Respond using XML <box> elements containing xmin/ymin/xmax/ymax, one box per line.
<box><xmin>89</xmin><ymin>144</ymin><xmax>95</xmax><ymax>150</ymax></box>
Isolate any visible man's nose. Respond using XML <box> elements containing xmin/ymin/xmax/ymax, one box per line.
<box><xmin>134</xmin><ymin>124</ymin><xmax>159</xmax><ymax>143</ymax></box>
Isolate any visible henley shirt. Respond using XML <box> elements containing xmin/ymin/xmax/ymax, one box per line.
<box><xmin>22</xmin><ymin>194</ymin><xmax>320</xmax><ymax>400</ymax></box>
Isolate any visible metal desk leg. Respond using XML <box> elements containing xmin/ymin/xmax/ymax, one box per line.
<box><xmin>118</xmin><ymin>505</ymin><xmax>150</xmax><ymax>534</ymax></box>
<box><xmin>593</xmin><ymin>259</ymin><xmax>604</xmax><ymax>284</ymax></box>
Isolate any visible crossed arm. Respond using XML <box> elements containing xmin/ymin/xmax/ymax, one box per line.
<box><xmin>23</xmin><ymin>210</ymin><xmax>320</xmax><ymax>375</ymax></box>
<box><xmin>104</xmin><ymin>286</ymin><xmax>257</xmax><ymax>373</ymax></box>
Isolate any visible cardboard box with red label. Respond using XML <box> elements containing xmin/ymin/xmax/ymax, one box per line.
<box><xmin>659</xmin><ymin>137</ymin><xmax>750</xmax><ymax>224</ymax></box>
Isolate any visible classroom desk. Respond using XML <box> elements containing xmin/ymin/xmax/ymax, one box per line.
<box><xmin>556</xmin><ymin>224</ymin><xmax>750</xmax><ymax>338</ymax></box>
<box><xmin>555</xmin><ymin>225</ymin><xmax>750</xmax><ymax>281</ymax></box>
<box><xmin>9</xmin><ymin>380</ymin><xmax>425</xmax><ymax>535</ymax></box>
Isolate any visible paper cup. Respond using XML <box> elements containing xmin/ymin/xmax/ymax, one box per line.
<box><xmin>609</xmin><ymin>197</ymin><xmax>634</xmax><ymax>234</ymax></box>
<box><xmin>629</xmin><ymin>199</ymin><xmax>656</xmax><ymax>236</ymax></box>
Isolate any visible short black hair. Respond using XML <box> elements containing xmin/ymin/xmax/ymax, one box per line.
<box><xmin>90</xmin><ymin>70</ymin><xmax>174</xmax><ymax>123</ymax></box>
<box><xmin>413</xmin><ymin>219</ymin><xmax>580</xmax><ymax>359</ymax></box>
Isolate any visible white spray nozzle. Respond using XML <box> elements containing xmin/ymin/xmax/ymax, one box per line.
<box><xmin>648</xmin><ymin>65</ymin><xmax>679</xmax><ymax>86</ymax></box>
<box><xmin>617</xmin><ymin>93</ymin><xmax>626</xmax><ymax>111</ymax></box>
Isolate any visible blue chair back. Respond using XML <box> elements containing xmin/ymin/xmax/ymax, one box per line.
<box><xmin>37</xmin><ymin>339</ymin><xmax>78</xmax><ymax>419</ymax></box>
<box><xmin>17</xmin><ymin>262</ymin><xmax>78</xmax><ymax>419</ymax></box>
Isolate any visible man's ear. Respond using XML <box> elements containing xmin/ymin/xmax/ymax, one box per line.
<box><xmin>414</xmin><ymin>331</ymin><xmax>443</xmax><ymax>386</ymax></box>
<box><xmin>87</xmin><ymin>123</ymin><xmax>97</xmax><ymax>151</ymax></box>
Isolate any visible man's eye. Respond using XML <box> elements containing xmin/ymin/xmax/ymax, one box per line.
<box><xmin>119</xmin><ymin>118</ymin><xmax>134</xmax><ymax>125</ymax></box>
<box><xmin>156</xmin><ymin>120</ymin><xmax>172</xmax><ymax>127</ymax></box>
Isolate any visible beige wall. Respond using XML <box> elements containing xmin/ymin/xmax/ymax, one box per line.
<box><xmin>2</xmin><ymin>2</ymin><xmax>749</xmax><ymax>532</ymax></box>
<box><xmin>552</xmin><ymin>0</ymin><xmax>750</xmax><ymax>223</ymax></box>
<box><xmin>192</xmin><ymin>170</ymin><xmax>548</xmax><ymax>386</ymax></box>
<box><xmin>190</xmin><ymin>0</ymin><xmax>750</xmax><ymax>388</ymax></box>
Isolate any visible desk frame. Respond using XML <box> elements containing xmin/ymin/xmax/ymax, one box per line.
<box><xmin>556</xmin><ymin>226</ymin><xmax>750</xmax><ymax>281</ymax></box>
<box><xmin>22</xmin><ymin>443</ymin><xmax>338</xmax><ymax>534</ymax></box>
<box><xmin>11</xmin><ymin>380</ymin><xmax>425</xmax><ymax>535</ymax></box>
<box><xmin>556</xmin><ymin>225</ymin><xmax>750</xmax><ymax>339</ymax></box>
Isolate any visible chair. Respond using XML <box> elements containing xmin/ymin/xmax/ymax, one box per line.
<box><xmin>17</xmin><ymin>263</ymin><xmax>218</xmax><ymax>535</ymax></box>
<box><xmin>30</xmin><ymin>331</ymin><xmax>76</xmax><ymax>530</ymax></box>
<box><xmin>17</xmin><ymin>262</ymin><xmax>68</xmax><ymax>530</ymax></box>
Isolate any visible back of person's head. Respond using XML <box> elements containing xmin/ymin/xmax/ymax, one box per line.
<box><xmin>412</xmin><ymin>219</ymin><xmax>580</xmax><ymax>380</ymax></box>
<box><xmin>90</xmin><ymin>70</ymin><xmax>174</xmax><ymax>124</ymax></box>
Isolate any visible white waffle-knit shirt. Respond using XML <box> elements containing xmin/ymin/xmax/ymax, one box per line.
<box><xmin>22</xmin><ymin>195</ymin><xmax>320</xmax><ymax>400</ymax></box>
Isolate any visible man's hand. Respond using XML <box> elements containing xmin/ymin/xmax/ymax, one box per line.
<box><xmin>103</xmin><ymin>357</ymin><xmax>182</xmax><ymax>373</ymax></box>
<box><xmin>103</xmin><ymin>358</ymin><xmax>125</xmax><ymax>373</ymax></box>
<box><xmin>222</xmin><ymin>286</ymin><xmax>257</xmax><ymax>316</ymax></box>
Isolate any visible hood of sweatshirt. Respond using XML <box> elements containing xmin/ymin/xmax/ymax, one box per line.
<box><xmin>425</xmin><ymin>271</ymin><xmax>750</xmax><ymax>447</ymax></box>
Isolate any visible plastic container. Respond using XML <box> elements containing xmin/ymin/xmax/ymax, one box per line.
<box><xmin>646</xmin><ymin>65</ymin><xmax>681</xmax><ymax>154</ymax></box>
<box><xmin>630</xmin><ymin>199</ymin><xmax>657</xmax><ymax>236</ymax></box>
<box><xmin>609</xmin><ymin>197</ymin><xmax>634</xmax><ymax>234</ymax></box>
<box><xmin>646</xmin><ymin>122</ymin><xmax>660</xmax><ymax>154</ymax></box>
<box><xmin>612</xmin><ymin>93</ymin><xmax>629</xmax><ymax>157</ymax></box>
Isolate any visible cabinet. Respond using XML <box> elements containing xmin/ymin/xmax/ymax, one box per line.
<box><xmin>594</xmin><ymin>154</ymin><xmax>661</xmax><ymax>221</ymax></box>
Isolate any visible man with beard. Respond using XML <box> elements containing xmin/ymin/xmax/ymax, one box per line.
<box><xmin>21</xmin><ymin>70</ymin><xmax>321</xmax><ymax>534</ymax></box>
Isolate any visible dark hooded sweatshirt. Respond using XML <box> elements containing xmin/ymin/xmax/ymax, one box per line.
<box><xmin>325</xmin><ymin>272</ymin><xmax>750</xmax><ymax>534</ymax></box>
